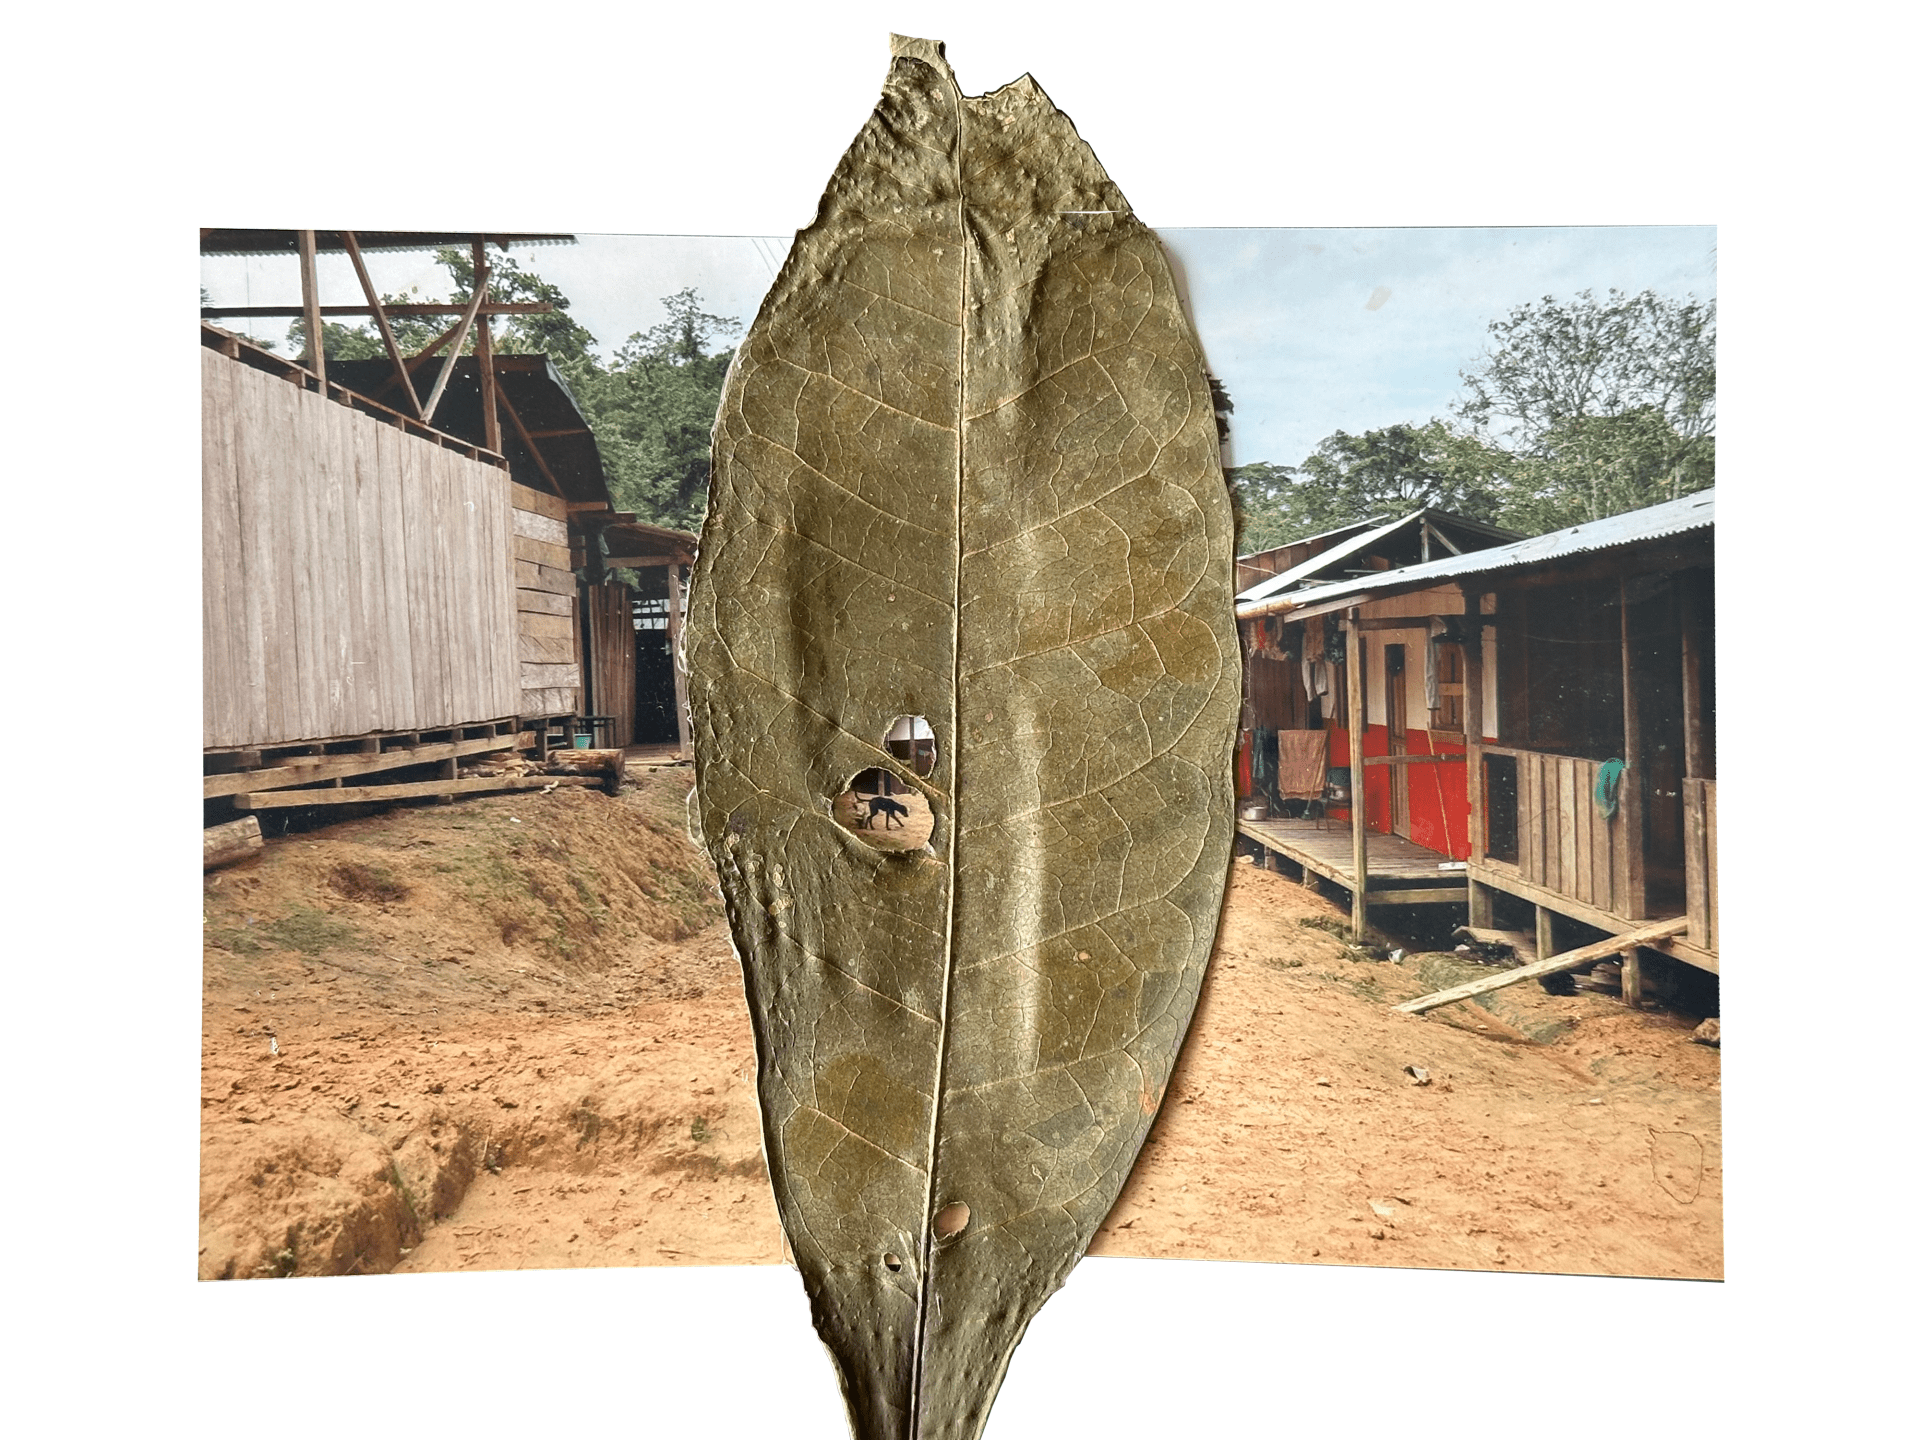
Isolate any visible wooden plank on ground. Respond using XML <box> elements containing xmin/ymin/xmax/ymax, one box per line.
<box><xmin>234</xmin><ymin>773</ymin><xmax>600</xmax><ymax>809</ymax></box>
<box><xmin>205</xmin><ymin>816</ymin><xmax>265</xmax><ymax>870</ymax></box>
<box><xmin>1394</xmin><ymin>916</ymin><xmax>1690</xmax><ymax>1014</ymax></box>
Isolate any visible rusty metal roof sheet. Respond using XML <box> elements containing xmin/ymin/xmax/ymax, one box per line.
<box><xmin>1235</xmin><ymin>507</ymin><xmax>1521</xmax><ymax>603</ymax></box>
<box><xmin>1236</xmin><ymin>489</ymin><xmax>1715</xmax><ymax>619</ymax></box>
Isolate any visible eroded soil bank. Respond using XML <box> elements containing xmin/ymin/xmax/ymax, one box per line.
<box><xmin>200</xmin><ymin>772</ymin><xmax>1719</xmax><ymax>1282</ymax></box>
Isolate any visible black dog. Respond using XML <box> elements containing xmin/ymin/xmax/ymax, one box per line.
<box><xmin>863</xmin><ymin>794</ymin><xmax>911</xmax><ymax>830</ymax></box>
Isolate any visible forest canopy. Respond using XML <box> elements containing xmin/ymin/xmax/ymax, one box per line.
<box><xmin>302</xmin><ymin>256</ymin><xmax>1712</xmax><ymax>552</ymax></box>
<box><xmin>1227</xmin><ymin>288</ymin><xmax>1716</xmax><ymax>551</ymax></box>
<box><xmin>295</xmin><ymin>248</ymin><xmax>739</xmax><ymax>534</ymax></box>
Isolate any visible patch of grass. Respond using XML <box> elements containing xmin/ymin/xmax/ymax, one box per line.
<box><xmin>328</xmin><ymin>860</ymin><xmax>411</xmax><ymax>904</ymax></box>
<box><xmin>205</xmin><ymin>924</ymin><xmax>264</xmax><ymax>955</ymax></box>
<box><xmin>690</xmin><ymin>1116</ymin><xmax>711</xmax><ymax>1144</ymax></box>
<box><xmin>261</xmin><ymin>908</ymin><xmax>370</xmax><ymax>955</ymax></box>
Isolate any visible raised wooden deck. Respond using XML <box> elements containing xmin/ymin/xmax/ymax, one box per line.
<box><xmin>1235</xmin><ymin>816</ymin><xmax>1468</xmax><ymax>905</ymax></box>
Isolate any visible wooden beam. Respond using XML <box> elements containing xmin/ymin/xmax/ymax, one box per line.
<box><xmin>1394</xmin><ymin>916</ymin><xmax>1689</xmax><ymax>1014</ymax></box>
<box><xmin>340</xmin><ymin>230</ymin><xmax>423</xmax><ymax>419</ymax></box>
<box><xmin>1618</xmin><ymin>576</ymin><xmax>1648</xmax><ymax>918</ymax></box>
<box><xmin>1364</xmin><ymin>887</ymin><xmax>1468</xmax><ymax>906</ymax></box>
<box><xmin>496</xmin><ymin>383</ymin><xmax>565</xmax><ymax>495</ymax></box>
<box><xmin>202</xmin><ymin>734</ymin><xmax>516</xmax><ymax>798</ymax></box>
<box><xmin>1345</xmin><ymin>611</ymin><xmax>1368</xmax><ymax>940</ymax></box>
<box><xmin>1679</xmin><ymin>571</ymin><xmax>1707</xmax><ymax>780</ymax></box>
<box><xmin>527</xmin><ymin>427</ymin><xmax>592</xmax><ymax>439</ymax></box>
<box><xmin>473</xmin><ymin>239</ymin><xmax>502</xmax><ymax>454</ymax></box>
<box><xmin>419</xmin><ymin>276</ymin><xmax>489</xmax><ymax>425</ymax></box>
<box><xmin>667</xmin><ymin>562</ymin><xmax>692</xmax><ymax>762</ymax></box>
<box><xmin>1361</xmin><ymin>752</ymin><xmax>1464</xmax><ymax>767</ymax></box>
<box><xmin>1462</xmin><ymin>590</ymin><xmax>1489</xmax><ymax>925</ymax></box>
<box><xmin>604</xmin><ymin>554</ymin><xmax>694</xmax><ymax>568</ymax></box>
<box><xmin>1426</xmin><ymin>523</ymin><xmax>1464</xmax><ymax>556</ymax></box>
<box><xmin>234</xmin><ymin>774</ymin><xmax>600</xmax><ymax>809</ymax></box>
<box><xmin>1535</xmin><ymin>904</ymin><xmax>1558</xmax><ymax>962</ymax></box>
<box><xmin>200</xmin><ymin>302</ymin><xmax>554</xmax><ymax>318</ymax></box>
<box><xmin>204</xmin><ymin>816</ymin><xmax>264</xmax><ymax>870</ymax></box>
<box><xmin>297</xmin><ymin>228</ymin><xmax>325</xmax><ymax>386</ymax></box>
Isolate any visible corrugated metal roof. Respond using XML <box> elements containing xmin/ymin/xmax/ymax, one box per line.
<box><xmin>1236</xmin><ymin>489</ymin><xmax>1714</xmax><ymax>619</ymax></box>
<box><xmin>1234</xmin><ymin>507</ymin><xmax>1521</xmax><ymax>603</ymax></box>
<box><xmin>1234</xmin><ymin>515</ymin><xmax>1384</xmax><ymax>567</ymax></box>
<box><xmin>199</xmin><ymin>229</ymin><xmax>576</xmax><ymax>256</ymax></box>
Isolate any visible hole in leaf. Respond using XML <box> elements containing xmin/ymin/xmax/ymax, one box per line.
<box><xmin>882</xmin><ymin>1252</ymin><xmax>903</xmax><ymax>1272</ymax></box>
<box><xmin>833</xmin><ymin>768</ymin><xmax>934</xmax><ymax>852</ymax></box>
<box><xmin>884</xmin><ymin>715</ymin><xmax>937</xmax><ymax>776</ymax></box>
<box><xmin>932</xmin><ymin>1201</ymin><xmax>970</xmax><ymax>1239</ymax></box>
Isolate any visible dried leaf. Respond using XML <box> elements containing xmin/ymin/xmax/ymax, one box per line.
<box><xmin>686</xmin><ymin>35</ymin><xmax>1239</xmax><ymax>1440</ymax></box>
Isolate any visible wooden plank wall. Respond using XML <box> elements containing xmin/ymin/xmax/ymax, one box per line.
<box><xmin>511</xmin><ymin>481</ymin><xmax>581</xmax><ymax>717</ymax></box>
<box><xmin>203</xmin><ymin>348</ymin><xmax>519</xmax><ymax>749</ymax></box>
<box><xmin>1514</xmin><ymin>750</ymin><xmax>1635</xmax><ymax>918</ymax></box>
<box><xmin>585</xmin><ymin>583</ymin><xmax>637</xmax><ymax>748</ymax></box>
<box><xmin>1683</xmin><ymin>777</ymin><xmax>1717</xmax><ymax>953</ymax></box>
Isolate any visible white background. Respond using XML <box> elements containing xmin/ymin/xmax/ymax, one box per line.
<box><xmin>7</xmin><ymin>3</ymin><xmax>1909</xmax><ymax>1435</ymax></box>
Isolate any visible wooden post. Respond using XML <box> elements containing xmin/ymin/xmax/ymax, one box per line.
<box><xmin>1621</xmin><ymin>946</ymin><xmax>1644</xmax><ymax>1009</ymax></box>
<box><xmin>473</xmin><ymin>239</ymin><xmax>501</xmax><ymax>454</ymax></box>
<box><xmin>297</xmin><ymin>228</ymin><xmax>325</xmax><ymax>387</ymax></box>
<box><xmin>341</xmin><ymin>231</ymin><xmax>422</xmax><ymax>419</ymax></box>
<box><xmin>420</xmin><ymin>278</ymin><xmax>489</xmax><ymax>425</ymax></box>
<box><xmin>1619</xmin><ymin>576</ymin><xmax>1648</xmax><ymax>918</ymax></box>
<box><xmin>1535</xmin><ymin>904</ymin><xmax>1558</xmax><ymax>962</ymax></box>
<box><xmin>1463</xmin><ymin>591</ymin><xmax>1492</xmax><ymax>926</ymax></box>
<box><xmin>1345</xmin><ymin>610</ymin><xmax>1368</xmax><ymax>941</ymax></box>
<box><xmin>1679</xmin><ymin>571</ymin><xmax>1706</xmax><ymax>781</ymax></box>
<box><xmin>667</xmin><ymin>562</ymin><xmax>692</xmax><ymax>762</ymax></box>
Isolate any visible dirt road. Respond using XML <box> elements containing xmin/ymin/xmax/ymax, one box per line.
<box><xmin>200</xmin><ymin>771</ymin><xmax>1719</xmax><ymax>1282</ymax></box>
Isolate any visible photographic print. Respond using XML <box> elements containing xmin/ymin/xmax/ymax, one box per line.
<box><xmin>199</xmin><ymin>212</ymin><xmax>1717</xmax><ymax>1281</ymax></box>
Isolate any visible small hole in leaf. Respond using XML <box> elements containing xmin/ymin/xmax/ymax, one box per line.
<box><xmin>884</xmin><ymin>715</ymin><xmax>937</xmax><ymax>776</ymax></box>
<box><xmin>933</xmin><ymin>1201</ymin><xmax>970</xmax><ymax>1239</ymax></box>
<box><xmin>882</xmin><ymin>1252</ymin><xmax>903</xmax><ymax>1272</ymax></box>
<box><xmin>833</xmin><ymin>768</ymin><xmax>933</xmax><ymax>851</ymax></box>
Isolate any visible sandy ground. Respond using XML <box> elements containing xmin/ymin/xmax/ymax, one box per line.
<box><xmin>200</xmin><ymin>770</ymin><xmax>1719</xmax><ymax>1283</ymax></box>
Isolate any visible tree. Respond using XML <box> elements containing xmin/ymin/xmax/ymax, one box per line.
<box><xmin>1227</xmin><ymin>420</ymin><xmax>1506</xmax><ymax>553</ymax></box>
<box><xmin>582</xmin><ymin>288</ymin><xmax>741</xmax><ymax>532</ymax></box>
<box><xmin>274</xmin><ymin>249</ymin><xmax>742</xmax><ymax>534</ymax></box>
<box><xmin>1456</xmin><ymin>287</ymin><xmax>1714</xmax><ymax>530</ymax></box>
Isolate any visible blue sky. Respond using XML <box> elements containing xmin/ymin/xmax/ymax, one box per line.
<box><xmin>202</xmin><ymin>225</ymin><xmax>1713</xmax><ymax>470</ymax></box>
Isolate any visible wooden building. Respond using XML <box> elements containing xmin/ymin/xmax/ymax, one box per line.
<box><xmin>201</xmin><ymin>229</ymin><xmax>695</xmax><ymax>823</ymax></box>
<box><xmin>1231</xmin><ymin>489</ymin><xmax>1717</xmax><ymax>987</ymax></box>
<box><xmin>1233</xmin><ymin>509</ymin><xmax>1518</xmax><ymax>889</ymax></box>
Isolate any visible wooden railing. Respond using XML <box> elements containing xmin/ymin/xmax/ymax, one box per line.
<box><xmin>1482</xmin><ymin>745</ymin><xmax>1643</xmax><ymax>919</ymax></box>
<box><xmin>1683</xmin><ymin>777</ymin><xmax>1717</xmax><ymax>953</ymax></box>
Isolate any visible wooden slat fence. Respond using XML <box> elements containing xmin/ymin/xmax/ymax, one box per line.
<box><xmin>1683</xmin><ymin>777</ymin><xmax>1717</xmax><ymax>953</ymax></box>
<box><xmin>203</xmin><ymin>348</ymin><xmax>518</xmax><ymax>748</ymax></box>
<box><xmin>1503</xmin><ymin>747</ymin><xmax>1641</xmax><ymax>919</ymax></box>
